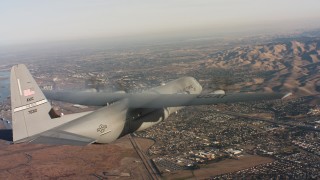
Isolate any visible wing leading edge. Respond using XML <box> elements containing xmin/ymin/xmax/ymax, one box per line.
<box><xmin>44</xmin><ymin>90</ymin><xmax>289</xmax><ymax>108</ymax></box>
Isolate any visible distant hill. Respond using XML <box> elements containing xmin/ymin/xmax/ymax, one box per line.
<box><xmin>206</xmin><ymin>39</ymin><xmax>320</xmax><ymax>96</ymax></box>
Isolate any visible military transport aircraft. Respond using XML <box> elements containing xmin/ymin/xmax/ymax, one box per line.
<box><xmin>10</xmin><ymin>64</ymin><xmax>290</xmax><ymax>145</ymax></box>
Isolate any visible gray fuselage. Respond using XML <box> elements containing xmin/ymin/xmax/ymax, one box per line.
<box><xmin>58</xmin><ymin>77</ymin><xmax>202</xmax><ymax>143</ymax></box>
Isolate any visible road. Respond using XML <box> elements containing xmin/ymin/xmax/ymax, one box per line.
<box><xmin>128</xmin><ymin>134</ymin><xmax>161</xmax><ymax>180</ymax></box>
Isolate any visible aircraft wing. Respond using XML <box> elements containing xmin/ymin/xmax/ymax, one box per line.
<box><xmin>44</xmin><ymin>90</ymin><xmax>290</xmax><ymax>108</ymax></box>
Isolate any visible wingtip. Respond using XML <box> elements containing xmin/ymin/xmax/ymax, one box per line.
<box><xmin>281</xmin><ymin>92</ymin><xmax>293</xmax><ymax>100</ymax></box>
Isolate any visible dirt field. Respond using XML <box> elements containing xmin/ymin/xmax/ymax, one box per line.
<box><xmin>0</xmin><ymin>133</ymin><xmax>273</xmax><ymax>179</ymax></box>
<box><xmin>0</xmin><ymin>135</ymin><xmax>150</xmax><ymax>179</ymax></box>
<box><xmin>162</xmin><ymin>155</ymin><xmax>274</xmax><ymax>179</ymax></box>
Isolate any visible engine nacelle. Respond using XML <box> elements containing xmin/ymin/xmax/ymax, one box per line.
<box><xmin>133</xmin><ymin>107</ymin><xmax>170</xmax><ymax>131</ymax></box>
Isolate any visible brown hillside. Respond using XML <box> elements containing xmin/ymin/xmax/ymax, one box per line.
<box><xmin>206</xmin><ymin>39</ymin><xmax>320</xmax><ymax>96</ymax></box>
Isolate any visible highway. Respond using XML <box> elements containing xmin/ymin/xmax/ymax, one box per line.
<box><xmin>129</xmin><ymin>134</ymin><xmax>161</xmax><ymax>180</ymax></box>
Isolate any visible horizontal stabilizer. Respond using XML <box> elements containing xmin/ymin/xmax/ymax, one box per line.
<box><xmin>30</xmin><ymin>131</ymin><xmax>95</xmax><ymax>146</ymax></box>
<box><xmin>0</xmin><ymin>118</ymin><xmax>12</xmax><ymax>129</ymax></box>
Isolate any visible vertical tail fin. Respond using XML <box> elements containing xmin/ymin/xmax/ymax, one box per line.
<box><xmin>11</xmin><ymin>64</ymin><xmax>52</xmax><ymax>142</ymax></box>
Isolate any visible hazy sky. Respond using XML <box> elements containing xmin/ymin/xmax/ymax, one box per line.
<box><xmin>1</xmin><ymin>0</ymin><xmax>320</xmax><ymax>45</ymax></box>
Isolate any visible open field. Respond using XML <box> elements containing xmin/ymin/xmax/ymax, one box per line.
<box><xmin>162</xmin><ymin>155</ymin><xmax>274</xmax><ymax>179</ymax></box>
<box><xmin>0</xmin><ymin>135</ymin><xmax>150</xmax><ymax>179</ymax></box>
